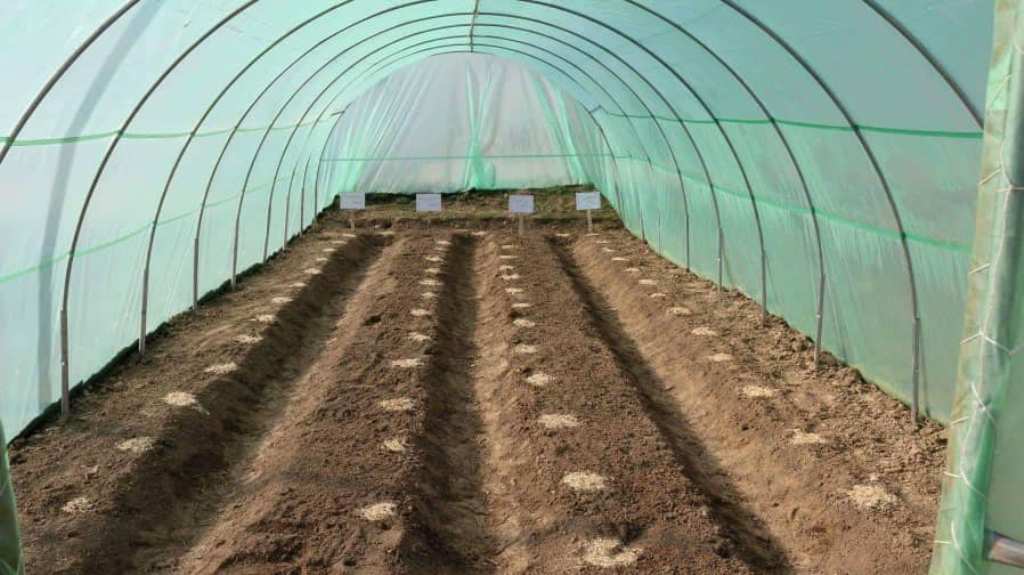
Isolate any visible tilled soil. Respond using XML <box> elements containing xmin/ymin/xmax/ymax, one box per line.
<box><xmin>9</xmin><ymin>209</ymin><xmax>944</xmax><ymax>574</ymax></box>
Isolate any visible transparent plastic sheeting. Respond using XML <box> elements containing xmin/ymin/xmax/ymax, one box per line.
<box><xmin>324</xmin><ymin>54</ymin><xmax>594</xmax><ymax>194</ymax></box>
<box><xmin>0</xmin><ymin>424</ymin><xmax>21</xmax><ymax>575</ymax></box>
<box><xmin>0</xmin><ymin>2</ymin><xmax>1014</xmax><ymax>572</ymax></box>
<box><xmin>932</xmin><ymin>2</ymin><xmax>1024</xmax><ymax>573</ymax></box>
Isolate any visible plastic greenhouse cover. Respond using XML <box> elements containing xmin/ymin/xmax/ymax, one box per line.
<box><xmin>0</xmin><ymin>1</ymin><xmax>1021</xmax><ymax>573</ymax></box>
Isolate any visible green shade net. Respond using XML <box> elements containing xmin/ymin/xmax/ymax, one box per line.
<box><xmin>0</xmin><ymin>2</ymin><xmax>1019</xmax><ymax>572</ymax></box>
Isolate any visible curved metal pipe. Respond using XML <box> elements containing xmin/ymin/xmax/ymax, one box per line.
<box><xmin>140</xmin><ymin>0</ymin><xmax>368</xmax><ymax>351</ymax></box>
<box><xmin>720</xmin><ymin>0</ymin><xmax>924</xmax><ymax>420</ymax></box>
<box><xmin>0</xmin><ymin>0</ymin><xmax>143</xmax><ymax>170</ymax></box>
<box><xmin>191</xmin><ymin>2</ymin><xmax>445</xmax><ymax>304</ymax></box>
<box><xmin>624</xmin><ymin>0</ymin><xmax>827</xmax><ymax>354</ymax></box>
<box><xmin>59</xmin><ymin>0</ymin><xmax>262</xmax><ymax>416</ymax></box>
<box><xmin>861</xmin><ymin>0</ymin><xmax>983</xmax><ymax>127</ymax></box>
<box><xmin>516</xmin><ymin>1</ymin><xmax>767</xmax><ymax>314</ymax></box>
<box><xmin>266</xmin><ymin>23</ymin><xmax>686</xmax><ymax>264</ymax></box>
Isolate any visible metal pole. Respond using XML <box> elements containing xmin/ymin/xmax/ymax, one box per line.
<box><xmin>721</xmin><ymin>0</ymin><xmax>924</xmax><ymax>422</ymax></box>
<box><xmin>60</xmin><ymin>0</ymin><xmax>262</xmax><ymax>416</ymax></box>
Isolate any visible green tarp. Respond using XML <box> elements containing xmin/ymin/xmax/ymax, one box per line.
<box><xmin>1</xmin><ymin>2</ymin><xmax>1021</xmax><ymax>572</ymax></box>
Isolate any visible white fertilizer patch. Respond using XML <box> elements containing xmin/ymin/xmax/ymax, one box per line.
<box><xmin>425</xmin><ymin>255</ymin><xmax>443</xmax><ymax>263</ymax></box>
<box><xmin>526</xmin><ymin>372</ymin><xmax>553</xmax><ymax>387</ymax></box>
<box><xmin>322</xmin><ymin>248</ymin><xmax>336</xmax><ymax>253</ymax></box>
<box><xmin>562</xmin><ymin>472</ymin><xmax>607</xmax><ymax>492</ymax></box>
<box><xmin>421</xmin><ymin>292</ymin><xmax>437</xmax><ymax>299</ymax></box>
<box><xmin>501</xmin><ymin>274</ymin><xmax>521</xmax><ymax>281</ymax></box>
<box><xmin>499</xmin><ymin>264</ymin><xmax>515</xmax><ymax>271</ymax></box>
<box><xmin>791</xmin><ymin>429</ymin><xmax>828</xmax><ymax>445</ymax></box>
<box><xmin>691</xmin><ymin>327</ymin><xmax>718</xmax><ymax>337</ymax></box>
<box><xmin>582</xmin><ymin>538</ymin><xmax>641</xmax><ymax>568</ymax></box>
<box><xmin>380</xmin><ymin>398</ymin><xmax>415</xmax><ymax>412</ymax></box>
<box><xmin>420</xmin><ymin>278</ymin><xmax>441</xmax><ymax>287</ymax></box>
<box><xmin>602</xmin><ymin>248</ymin><xmax>616</xmax><ymax>253</ymax></box>
<box><xmin>163</xmin><ymin>392</ymin><xmax>208</xmax><ymax>414</ymax></box>
<box><xmin>513</xmin><ymin>318</ymin><xmax>536</xmax><ymax>328</ymax></box>
<box><xmin>377</xmin><ymin>231</ymin><xmax>396</xmax><ymax>237</ymax></box>
<box><xmin>511</xmin><ymin>302</ymin><xmax>532</xmax><ymax>309</ymax></box>
<box><xmin>555</xmin><ymin>232</ymin><xmax>572</xmax><ymax>238</ymax></box>
<box><xmin>303</xmin><ymin>268</ymin><xmax>321</xmax><ymax>275</ymax></box>
<box><xmin>611</xmin><ymin>257</ymin><xmax>629</xmax><ymax>262</ymax></box>
<box><xmin>625</xmin><ymin>267</ymin><xmax>641</xmax><ymax>274</ymax></box>
<box><xmin>204</xmin><ymin>362</ymin><xmax>238</xmax><ymax>375</ymax></box>
<box><xmin>408</xmin><ymin>332</ymin><xmax>432</xmax><ymax>342</ymax></box>
<box><xmin>668</xmin><ymin>306</ymin><xmax>692</xmax><ymax>316</ymax></box>
<box><xmin>499</xmin><ymin>255</ymin><xmax>518</xmax><ymax>260</ymax></box>
<box><xmin>425</xmin><ymin>268</ymin><xmax>442</xmax><ymax>275</ymax></box>
<box><xmin>596</xmin><ymin>240</ymin><xmax>611</xmax><ymax>245</ymax></box>
<box><xmin>505</xmin><ymin>287</ymin><xmax>524</xmax><ymax>295</ymax></box>
<box><xmin>742</xmin><ymin>385</ymin><xmax>777</xmax><ymax>398</ymax></box>
<box><xmin>117</xmin><ymin>437</ymin><xmax>157</xmax><ymax>454</ymax></box>
<box><xmin>290</xmin><ymin>281</ymin><xmax>307</xmax><ymax>288</ymax></box>
<box><xmin>410</xmin><ymin>309</ymin><xmax>432</xmax><ymax>317</ymax></box>
<box><xmin>638</xmin><ymin>279</ymin><xmax>657</xmax><ymax>286</ymax></box>
<box><xmin>343</xmin><ymin>233</ymin><xmax>357</xmax><ymax>239</ymax></box>
<box><xmin>846</xmin><ymin>484</ymin><xmax>897</xmax><ymax>511</ymax></box>
<box><xmin>650</xmin><ymin>293</ymin><xmax>667</xmax><ymax>299</ymax></box>
<box><xmin>513</xmin><ymin>344</ymin><xmax>538</xmax><ymax>355</ymax></box>
<box><xmin>471</xmin><ymin>231</ymin><xmax>487</xmax><ymax>237</ymax></box>
<box><xmin>391</xmin><ymin>358</ymin><xmax>424</xmax><ymax>368</ymax></box>
<box><xmin>358</xmin><ymin>502</ymin><xmax>397</xmax><ymax>521</ymax></box>
<box><xmin>254</xmin><ymin>314</ymin><xmax>276</xmax><ymax>324</ymax></box>
<box><xmin>315</xmin><ymin>257</ymin><xmax>328</xmax><ymax>263</ymax></box>
<box><xmin>435</xmin><ymin>239</ymin><xmax>451</xmax><ymax>246</ymax></box>
<box><xmin>539</xmin><ymin>414</ymin><xmax>579</xmax><ymax>429</ymax></box>
<box><xmin>235</xmin><ymin>334</ymin><xmax>262</xmax><ymax>345</ymax></box>
<box><xmin>382</xmin><ymin>438</ymin><xmax>408</xmax><ymax>453</ymax></box>
<box><xmin>501</xmin><ymin>244</ymin><xmax>516</xmax><ymax>250</ymax></box>
<box><xmin>330</xmin><ymin>239</ymin><xmax>347</xmax><ymax>245</ymax></box>
<box><xmin>62</xmin><ymin>497</ymin><xmax>95</xmax><ymax>515</ymax></box>
<box><xmin>707</xmin><ymin>352</ymin><xmax>734</xmax><ymax>363</ymax></box>
<box><xmin>271</xmin><ymin>296</ymin><xmax>292</xmax><ymax>305</ymax></box>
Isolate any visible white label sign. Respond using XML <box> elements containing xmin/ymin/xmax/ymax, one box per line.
<box><xmin>509</xmin><ymin>194</ymin><xmax>535</xmax><ymax>214</ymax></box>
<box><xmin>339</xmin><ymin>193</ymin><xmax>365</xmax><ymax>210</ymax></box>
<box><xmin>416</xmin><ymin>193</ymin><xmax>442</xmax><ymax>212</ymax></box>
<box><xmin>576</xmin><ymin>191</ymin><xmax>601</xmax><ymax>211</ymax></box>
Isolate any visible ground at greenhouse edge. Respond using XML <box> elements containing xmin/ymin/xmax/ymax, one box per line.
<box><xmin>8</xmin><ymin>192</ymin><xmax>946</xmax><ymax>574</ymax></box>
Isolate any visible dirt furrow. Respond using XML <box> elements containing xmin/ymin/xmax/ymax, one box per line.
<box><xmin>172</xmin><ymin>232</ymin><xmax>499</xmax><ymax>574</ymax></box>
<box><xmin>568</xmin><ymin>231</ymin><xmax>945</xmax><ymax>573</ymax></box>
<box><xmin>11</xmin><ymin>222</ymin><xmax>385</xmax><ymax>574</ymax></box>
<box><xmin>462</xmin><ymin>232</ymin><xmax>768</xmax><ymax>573</ymax></box>
<box><xmin>548</xmin><ymin>236</ymin><xmax>789</xmax><ymax>571</ymax></box>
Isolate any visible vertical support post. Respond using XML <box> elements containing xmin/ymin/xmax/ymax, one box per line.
<box><xmin>59</xmin><ymin>307</ymin><xmax>70</xmax><ymax>420</ymax></box>
<box><xmin>814</xmin><ymin>271</ymin><xmax>826</xmax><ymax>368</ymax></box>
<box><xmin>586</xmin><ymin>209</ymin><xmax>593</xmax><ymax>233</ymax></box>
<box><xmin>518</xmin><ymin>213</ymin><xmax>525</xmax><ymax>236</ymax></box>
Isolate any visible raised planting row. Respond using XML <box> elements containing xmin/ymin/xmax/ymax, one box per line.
<box><xmin>11</xmin><ymin>219</ymin><xmax>385</xmax><ymax>573</ymax></box>
<box><xmin>568</xmin><ymin>231</ymin><xmax>946</xmax><ymax>574</ymax></box>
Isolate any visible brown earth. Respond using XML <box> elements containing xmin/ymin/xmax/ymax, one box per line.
<box><xmin>8</xmin><ymin>192</ymin><xmax>945</xmax><ymax>574</ymax></box>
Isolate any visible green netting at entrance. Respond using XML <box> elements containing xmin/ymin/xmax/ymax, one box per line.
<box><xmin>1</xmin><ymin>2</ymin><xmax>1021</xmax><ymax>572</ymax></box>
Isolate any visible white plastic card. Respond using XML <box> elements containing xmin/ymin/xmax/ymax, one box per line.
<box><xmin>576</xmin><ymin>191</ymin><xmax>601</xmax><ymax>211</ymax></box>
<box><xmin>509</xmin><ymin>194</ymin><xmax>535</xmax><ymax>214</ymax></box>
<box><xmin>339</xmin><ymin>193</ymin><xmax>365</xmax><ymax>210</ymax></box>
<box><xmin>416</xmin><ymin>193</ymin><xmax>443</xmax><ymax>212</ymax></box>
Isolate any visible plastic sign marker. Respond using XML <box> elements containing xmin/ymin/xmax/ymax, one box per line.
<box><xmin>340</xmin><ymin>193</ymin><xmax>365</xmax><ymax>210</ymax></box>
<box><xmin>509</xmin><ymin>194</ymin><xmax>535</xmax><ymax>214</ymax></box>
<box><xmin>576</xmin><ymin>192</ymin><xmax>601</xmax><ymax>211</ymax></box>
<box><xmin>416</xmin><ymin>193</ymin><xmax>443</xmax><ymax>213</ymax></box>
<box><xmin>576</xmin><ymin>192</ymin><xmax>600</xmax><ymax>232</ymax></box>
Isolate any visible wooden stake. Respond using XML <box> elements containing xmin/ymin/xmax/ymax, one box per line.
<box><xmin>586</xmin><ymin>209</ymin><xmax>593</xmax><ymax>233</ymax></box>
<box><xmin>517</xmin><ymin>213</ymin><xmax>525</xmax><ymax>236</ymax></box>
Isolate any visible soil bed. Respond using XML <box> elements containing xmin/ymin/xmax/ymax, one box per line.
<box><xmin>9</xmin><ymin>193</ymin><xmax>944</xmax><ymax>574</ymax></box>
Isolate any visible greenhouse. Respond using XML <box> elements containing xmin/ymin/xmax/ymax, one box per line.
<box><xmin>1</xmin><ymin>1</ymin><xmax>1022</xmax><ymax>573</ymax></box>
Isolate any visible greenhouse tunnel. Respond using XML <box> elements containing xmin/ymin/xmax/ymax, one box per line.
<box><xmin>1</xmin><ymin>1</ymin><xmax>1024</xmax><ymax>573</ymax></box>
